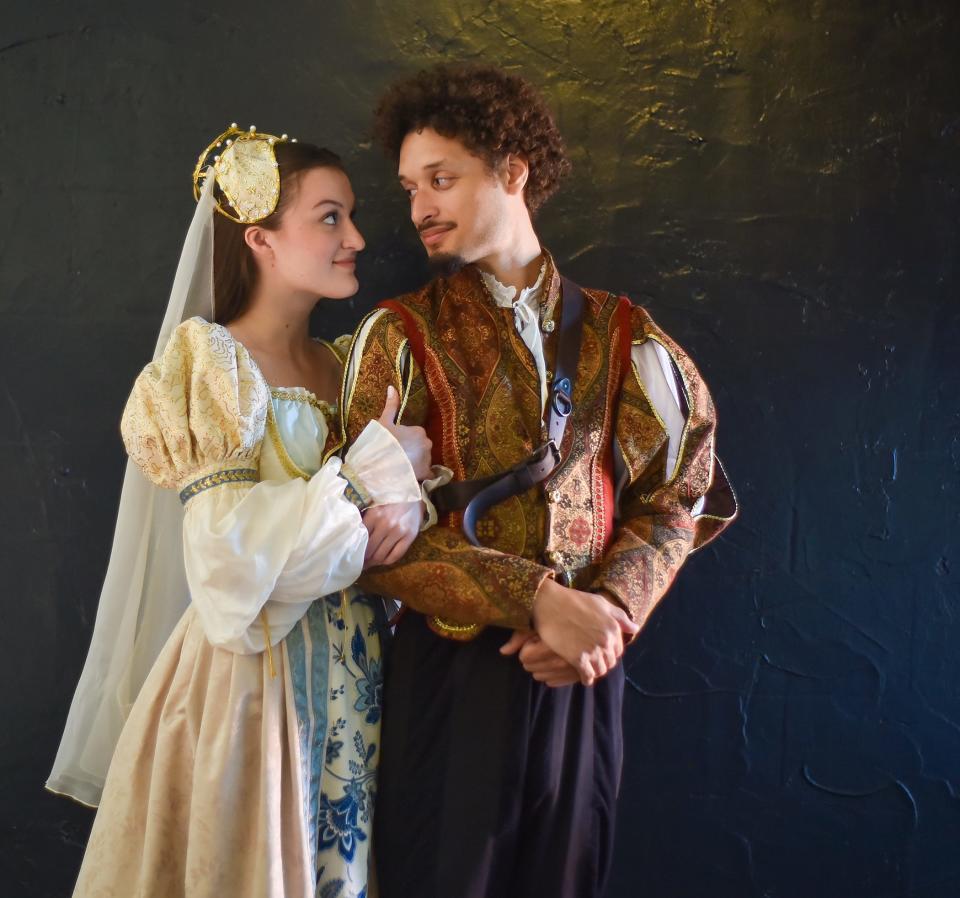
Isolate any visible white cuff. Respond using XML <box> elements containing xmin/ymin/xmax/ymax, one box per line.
<box><xmin>419</xmin><ymin>465</ymin><xmax>454</xmax><ymax>530</ymax></box>
<box><xmin>343</xmin><ymin>419</ymin><xmax>422</xmax><ymax>506</ymax></box>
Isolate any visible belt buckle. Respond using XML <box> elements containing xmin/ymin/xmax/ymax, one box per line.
<box><xmin>520</xmin><ymin>440</ymin><xmax>561</xmax><ymax>474</ymax></box>
<box><xmin>537</xmin><ymin>439</ymin><xmax>562</xmax><ymax>467</ymax></box>
<box><xmin>551</xmin><ymin>378</ymin><xmax>573</xmax><ymax>417</ymax></box>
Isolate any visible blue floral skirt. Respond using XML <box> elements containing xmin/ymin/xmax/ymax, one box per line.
<box><xmin>285</xmin><ymin>591</ymin><xmax>387</xmax><ymax>898</ymax></box>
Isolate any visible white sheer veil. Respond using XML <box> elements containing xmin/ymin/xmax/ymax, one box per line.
<box><xmin>47</xmin><ymin>171</ymin><xmax>218</xmax><ymax>807</ymax></box>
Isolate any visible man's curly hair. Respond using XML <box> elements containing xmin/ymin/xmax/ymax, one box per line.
<box><xmin>373</xmin><ymin>64</ymin><xmax>571</xmax><ymax>213</ymax></box>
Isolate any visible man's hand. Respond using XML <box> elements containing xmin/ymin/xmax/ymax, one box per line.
<box><xmin>500</xmin><ymin>631</ymin><xmax>581</xmax><ymax>688</ymax></box>
<box><xmin>530</xmin><ymin>579</ymin><xmax>640</xmax><ymax>686</ymax></box>
<box><xmin>378</xmin><ymin>386</ymin><xmax>432</xmax><ymax>479</ymax></box>
<box><xmin>362</xmin><ymin>500</ymin><xmax>425</xmax><ymax>568</ymax></box>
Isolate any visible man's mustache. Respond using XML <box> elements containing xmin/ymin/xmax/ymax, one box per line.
<box><xmin>418</xmin><ymin>222</ymin><xmax>457</xmax><ymax>235</ymax></box>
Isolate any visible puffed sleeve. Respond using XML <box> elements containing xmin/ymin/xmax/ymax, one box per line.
<box><xmin>121</xmin><ymin>317</ymin><xmax>269</xmax><ymax>490</ymax></box>
<box><xmin>121</xmin><ymin>318</ymin><xmax>419</xmax><ymax>654</ymax></box>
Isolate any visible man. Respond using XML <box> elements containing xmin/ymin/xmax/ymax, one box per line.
<box><xmin>343</xmin><ymin>64</ymin><xmax>737</xmax><ymax>898</ymax></box>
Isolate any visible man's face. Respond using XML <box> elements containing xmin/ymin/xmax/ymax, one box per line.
<box><xmin>397</xmin><ymin>128</ymin><xmax>509</xmax><ymax>272</ymax></box>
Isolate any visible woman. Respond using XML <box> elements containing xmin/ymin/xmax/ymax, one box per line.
<box><xmin>48</xmin><ymin>125</ymin><xmax>431</xmax><ymax>898</ymax></box>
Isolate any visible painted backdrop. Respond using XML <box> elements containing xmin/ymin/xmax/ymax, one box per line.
<box><xmin>1</xmin><ymin>2</ymin><xmax>958</xmax><ymax>896</ymax></box>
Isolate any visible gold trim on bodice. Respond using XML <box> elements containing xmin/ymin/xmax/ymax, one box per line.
<box><xmin>265</xmin><ymin>402</ymin><xmax>311</xmax><ymax>481</ymax></box>
<box><xmin>269</xmin><ymin>387</ymin><xmax>337</xmax><ymax>414</ymax></box>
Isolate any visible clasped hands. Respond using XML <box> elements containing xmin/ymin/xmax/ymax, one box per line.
<box><xmin>501</xmin><ymin>579</ymin><xmax>639</xmax><ymax>688</ymax></box>
<box><xmin>359</xmin><ymin>387</ymin><xmax>640</xmax><ymax>688</ymax></box>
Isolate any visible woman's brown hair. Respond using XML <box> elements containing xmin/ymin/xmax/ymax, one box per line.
<box><xmin>212</xmin><ymin>142</ymin><xmax>345</xmax><ymax>325</ymax></box>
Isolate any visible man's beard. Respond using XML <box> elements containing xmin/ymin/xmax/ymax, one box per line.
<box><xmin>427</xmin><ymin>252</ymin><xmax>468</xmax><ymax>278</ymax></box>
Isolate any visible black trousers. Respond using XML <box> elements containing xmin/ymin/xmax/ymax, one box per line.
<box><xmin>374</xmin><ymin>613</ymin><xmax>625</xmax><ymax>898</ymax></box>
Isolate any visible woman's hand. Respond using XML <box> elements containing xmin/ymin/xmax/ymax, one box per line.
<box><xmin>378</xmin><ymin>386</ymin><xmax>432</xmax><ymax>479</ymax></box>
<box><xmin>362</xmin><ymin>500</ymin><xmax>425</xmax><ymax>568</ymax></box>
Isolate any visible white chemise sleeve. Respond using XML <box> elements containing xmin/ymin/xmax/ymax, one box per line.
<box><xmin>121</xmin><ymin>318</ymin><xmax>421</xmax><ymax>655</ymax></box>
<box><xmin>183</xmin><ymin>418</ymin><xmax>421</xmax><ymax>654</ymax></box>
<box><xmin>182</xmin><ymin>463</ymin><xmax>367</xmax><ymax>653</ymax></box>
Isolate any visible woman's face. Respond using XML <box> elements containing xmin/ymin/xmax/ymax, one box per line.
<box><xmin>261</xmin><ymin>166</ymin><xmax>365</xmax><ymax>300</ymax></box>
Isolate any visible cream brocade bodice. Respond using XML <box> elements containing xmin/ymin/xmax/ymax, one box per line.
<box><xmin>120</xmin><ymin>317</ymin><xmax>421</xmax><ymax>655</ymax></box>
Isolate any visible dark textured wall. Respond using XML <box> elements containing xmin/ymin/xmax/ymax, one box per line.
<box><xmin>2</xmin><ymin>2</ymin><xmax>958</xmax><ymax>896</ymax></box>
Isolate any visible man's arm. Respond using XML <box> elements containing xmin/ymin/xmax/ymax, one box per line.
<box><xmin>342</xmin><ymin>306</ymin><xmax>554</xmax><ymax>630</ymax></box>
<box><xmin>590</xmin><ymin>306</ymin><xmax>737</xmax><ymax>632</ymax></box>
<box><xmin>514</xmin><ymin>306</ymin><xmax>736</xmax><ymax>686</ymax></box>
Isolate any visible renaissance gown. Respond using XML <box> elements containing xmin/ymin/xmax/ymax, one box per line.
<box><xmin>70</xmin><ymin>317</ymin><xmax>421</xmax><ymax>898</ymax></box>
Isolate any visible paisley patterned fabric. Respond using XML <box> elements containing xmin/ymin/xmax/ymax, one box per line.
<box><xmin>588</xmin><ymin>304</ymin><xmax>727</xmax><ymax>625</ymax></box>
<box><xmin>344</xmin><ymin>252</ymin><xmax>736</xmax><ymax>638</ymax></box>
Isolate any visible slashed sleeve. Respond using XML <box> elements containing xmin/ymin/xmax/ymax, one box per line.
<box><xmin>591</xmin><ymin>305</ymin><xmax>737</xmax><ymax>630</ymax></box>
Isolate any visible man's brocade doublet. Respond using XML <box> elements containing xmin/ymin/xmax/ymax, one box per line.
<box><xmin>343</xmin><ymin>256</ymin><xmax>736</xmax><ymax>639</ymax></box>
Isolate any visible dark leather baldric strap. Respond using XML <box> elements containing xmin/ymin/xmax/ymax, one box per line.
<box><xmin>432</xmin><ymin>277</ymin><xmax>586</xmax><ymax>546</ymax></box>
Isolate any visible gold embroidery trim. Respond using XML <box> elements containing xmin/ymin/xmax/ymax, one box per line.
<box><xmin>270</xmin><ymin>387</ymin><xmax>336</xmax><ymax>413</ymax></box>
<box><xmin>314</xmin><ymin>338</ymin><xmax>346</xmax><ymax>462</ymax></box>
<box><xmin>340</xmin><ymin>463</ymin><xmax>371</xmax><ymax>510</ymax></box>
<box><xmin>638</xmin><ymin>334</ymin><xmax>693</xmax><ymax>487</ymax></box>
<box><xmin>396</xmin><ymin>338</ymin><xmax>413</xmax><ymax>422</ymax></box>
<box><xmin>265</xmin><ymin>402</ymin><xmax>310</xmax><ymax>481</ymax></box>
<box><xmin>542</xmin><ymin>268</ymin><xmax>561</xmax><ymax>326</ymax></box>
<box><xmin>339</xmin><ymin>308</ymin><xmax>381</xmax><ymax>449</ymax></box>
<box><xmin>430</xmin><ymin>616</ymin><xmax>482</xmax><ymax>635</ymax></box>
<box><xmin>331</xmin><ymin>309</ymin><xmax>382</xmax><ymax>464</ymax></box>
<box><xmin>698</xmin><ymin>455</ymin><xmax>737</xmax><ymax>513</ymax></box>
<box><xmin>178</xmin><ymin>468</ymin><xmax>259</xmax><ymax>505</ymax></box>
<box><xmin>628</xmin><ymin>352</ymin><xmax>669</xmax><ymax>434</ymax></box>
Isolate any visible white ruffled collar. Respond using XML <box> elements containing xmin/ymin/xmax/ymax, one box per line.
<box><xmin>479</xmin><ymin>258</ymin><xmax>547</xmax><ymax>309</ymax></box>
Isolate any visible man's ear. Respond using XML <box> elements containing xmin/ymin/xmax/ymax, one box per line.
<box><xmin>243</xmin><ymin>225</ymin><xmax>274</xmax><ymax>261</ymax></box>
<box><xmin>503</xmin><ymin>153</ymin><xmax>530</xmax><ymax>197</ymax></box>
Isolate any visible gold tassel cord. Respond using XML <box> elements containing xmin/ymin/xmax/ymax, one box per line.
<box><xmin>260</xmin><ymin>610</ymin><xmax>277</xmax><ymax>679</ymax></box>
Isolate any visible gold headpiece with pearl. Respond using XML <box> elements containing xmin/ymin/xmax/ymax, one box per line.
<box><xmin>192</xmin><ymin>124</ymin><xmax>298</xmax><ymax>223</ymax></box>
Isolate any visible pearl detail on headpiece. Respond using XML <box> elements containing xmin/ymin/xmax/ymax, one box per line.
<box><xmin>191</xmin><ymin>123</ymin><xmax>290</xmax><ymax>224</ymax></box>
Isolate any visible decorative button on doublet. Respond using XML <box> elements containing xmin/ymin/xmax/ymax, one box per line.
<box><xmin>548</xmin><ymin>489</ymin><xmax>561</xmax><ymax>503</ymax></box>
<box><xmin>542</xmin><ymin>319</ymin><xmax>555</xmax><ymax>333</ymax></box>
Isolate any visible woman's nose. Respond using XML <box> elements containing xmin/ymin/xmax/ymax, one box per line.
<box><xmin>343</xmin><ymin>218</ymin><xmax>365</xmax><ymax>252</ymax></box>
